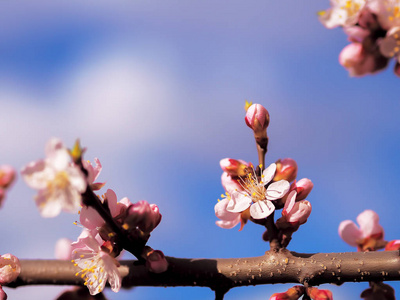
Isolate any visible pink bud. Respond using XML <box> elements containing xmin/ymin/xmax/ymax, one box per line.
<box><xmin>55</xmin><ymin>238</ymin><xmax>72</xmax><ymax>260</ymax></box>
<box><xmin>220</xmin><ymin>158</ymin><xmax>252</xmax><ymax>177</ymax></box>
<box><xmin>270</xmin><ymin>286</ymin><xmax>305</xmax><ymax>300</ymax></box>
<box><xmin>245</xmin><ymin>104</ymin><xmax>270</xmax><ymax>132</ymax></box>
<box><xmin>0</xmin><ymin>286</ymin><xmax>6</xmax><ymax>300</ymax></box>
<box><xmin>145</xmin><ymin>249</ymin><xmax>168</xmax><ymax>273</ymax></box>
<box><xmin>282</xmin><ymin>191</ymin><xmax>312</xmax><ymax>226</ymax></box>
<box><xmin>124</xmin><ymin>201</ymin><xmax>162</xmax><ymax>233</ymax></box>
<box><xmin>0</xmin><ymin>253</ymin><xmax>21</xmax><ymax>284</ymax></box>
<box><xmin>0</xmin><ymin>166</ymin><xmax>15</xmax><ymax>189</ymax></box>
<box><xmin>293</xmin><ymin>178</ymin><xmax>313</xmax><ymax>201</ymax></box>
<box><xmin>385</xmin><ymin>240</ymin><xmax>400</xmax><ymax>251</ymax></box>
<box><xmin>339</xmin><ymin>43</ymin><xmax>375</xmax><ymax>77</ymax></box>
<box><xmin>307</xmin><ymin>287</ymin><xmax>333</xmax><ymax>300</ymax></box>
<box><xmin>274</xmin><ymin>158</ymin><xmax>298</xmax><ymax>182</ymax></box>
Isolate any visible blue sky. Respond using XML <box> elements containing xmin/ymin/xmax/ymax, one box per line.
<box><xmin>1</xmin><ymin>1</ymin><xmax>399</xmax><ymax>299</ymax></box>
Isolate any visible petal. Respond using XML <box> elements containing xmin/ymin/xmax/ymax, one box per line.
<box><xmin>35</xmin><ymin>191</ymin><xmax>62</xmax><ymax>218</ymax></box>
<box><xmin>283</xmin><ymin>190</ymin><xmax>297</xmax><ymax>215</ymax></box>
<box><xmin>105</xmin><ymin>189</ymin><xmax>119</xmax><ymax>217</ymax></box>
<box><xmin>357</xmin><ymin>209</ymin><xmax>383</xmax><ymax>238</ymax></box>
<box><xmin>250</xmin><ymin>200</ymin><xmax>275</xmax><ymax>219</ymax></box>
<box><xmin>215</xmin><ymin>198</ymin><xmax>241</xmax><ymax>221</ymax></box>
<box><xmin>261</xmin><ymin>163</ymin><xmax>276</xmax><ymax>185</ymax></box>
<box><xmin>338</xmin><ymin>220</ymin><xmax>363</xmax><ymax>247</ymax></box>
<box><xmin>216</xmin><ymin>217</ymin><xmax>241</xmax><ymax>229</ymax></box>
<box><xmin>287</xmin><ymin>200</ymin><xmax>312</xmax><ymax>224</ymax></box>
<box><xmin>266</xmin><ymin>180</ymin><xmax>290</xmax><ymax>200</ymax></box>
<box><xmin>226</xmin><ymin>192</ymin><xmax>252</xmax><ymax>213</ymax></box>
<box><xmin>80</xmin><ymin>205</ymin><xmax>104</xmax><ymax>229</ymax></box>
<box><xmin>221</xmin><ymin>172</ymin><xmax>243</xmax><ymax>194</ymax></box>
<box><xmin>21</xmin><ymin>160</ymin><xmax>51</xmax><ymax>189</ymax></box>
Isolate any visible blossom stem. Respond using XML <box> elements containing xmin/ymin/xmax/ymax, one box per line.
<box><xmin>265</xmin><ymin>212</ymin><xmax>281</xmax><ymax>250</ymax></box>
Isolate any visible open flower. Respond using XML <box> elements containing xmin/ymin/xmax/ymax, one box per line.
<box><xmin>319</xmin><ymin>0</ymin><xmax>366</xmax><ymax>29</ymax></box>
<box><xmin>226</xmin><ymin>163</ymin><xmax>290</xmax><ymax>219</ymax></box>
<box><xmin>339</xmin><ymin>209</ymin><xmax>385</xmax><ymax>251</ymax></box>
<box><xmin>71</xmin><ymin>230</ymin><xmax>121</xmax><ymax>295</ymax></box>
<box><xmin>21</xmin><ymin>138</ymin><xmax>87</xmax><ymax>217</ymax></box>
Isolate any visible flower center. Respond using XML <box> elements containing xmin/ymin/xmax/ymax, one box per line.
<box><xmin>52</xmin><ymin>171</ymin><xmax>70</xmax><ymax>190</ymax></box>
<box><xmin>240</xmin><ymin>172</ymin><xmax>266</xmax><ymax>202</ymax></box>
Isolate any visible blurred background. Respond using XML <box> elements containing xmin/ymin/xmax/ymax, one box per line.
<box><xmin>0</xmin><ymin>0</ymin><xmax>399</xmax><ymax>299</ymax></box>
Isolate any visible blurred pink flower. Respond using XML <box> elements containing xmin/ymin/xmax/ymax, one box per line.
<box><xmin>21</xmin><ymin>138</ymin><xmax>87</xmax><ymax>217</ymax></box>
<box><xmin>227</xmin><ymin>163</ymin><xmax>289</xmax><ymax>219</ymax></box>
<box><xmin>71</xmin><ymin>230</ymin><xmax>121</xmax><ymax>295</ymax></box>
<box><xmin>55</xmin><ymin>238</ymin><xmax>73</xmax><ymax>260</ymax></box>
<box><xmin>319</xmin><ymin>0</ymin><xmax>366</xmax><ymax>29</ymax></box>
<box><xmin>339</xmin><ymin>43</ymin><xmax>377</xmax><ymax>76</ymax></box>
<box><xmin>0</xmin><ymin>165</ymin><xmax>15</xmax><ymax>189</ymax></box>
<box><xmin>339</xmin><ymin>209</ymin><xmax>384</xmax><ymax>250</ymax></box>
<box><xmin>0</xmin><ymin>253</ymin><xmax>20</xmax><ymax>284</ymax></box>
<box><xmin>83</xmin><ymin>158</ymin><xmax>105</xmax><ymax>191</ymax></box>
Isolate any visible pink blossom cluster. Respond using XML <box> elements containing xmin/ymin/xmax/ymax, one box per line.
<box><xmin>320</xmin><ymin>0</ymin><xmax>400</xmax><ymax>76</ymax></box>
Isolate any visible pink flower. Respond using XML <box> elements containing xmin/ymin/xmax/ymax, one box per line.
<box><xmin>0</xmin><ymin>254</ymin><xmax>20</xmax><ymax>284</ymax></box>
<box><xmin>80</xmin><ymin>189</ymin><xmax>131</xmax><ymax>231</ymax></box>
<box><xmin>0</xmin><ymin>166</ymin><xmax>15</xmax><ymax>189</ymax></box>
<box><xmin>339</xmin><ymin>209</ymin><xmax>384</xmax><ymax>250</ymax></box>
<box><xmin>21</xmin><ymin>138</ymin><xmax>87</xmax><ymax>217</ymax></box>
<box><xmin>319</xmin><ymin>0</ymin><xmax>366</xmax><ymax>29</ymax></box>
<box><xmin>215</xmin><ymin>197</ymin><xmax>241</xmax><ymax>229</ymax></box>
<box><xmin>339</xmin><ymin>43</ymin><xmax>377</xmax><ymax>76</ymax></box>
<box><xmin>274</xmin><ymin>158</ymin><xmax>298</xmax><ymax>183</ymax></box>
<box><xmin>71</xmin><ymin>230</ymin><xmax>121</xmax><ymax>295</ymax></box>
<box><xmin>83</xmin><ymin>158</ymin><xmax>105</xmax><ymax>191</ymax></box>
<box><xmin>281</xmin><ymin>191</ymin><xmax>312</xmax><ymax>226</ymax></box>
<box><xmin>55</xmin><ymin>238</ymin><xmax>73</xmax><ymax>260</ymax></box>
<box><xmin>245</xmin><ymin>104</ymin><xmax>270</xmax><ymax>133</ymax></box>
<box><xmin>226</xmin><ymin>163</ymin><xmax>289</xmax><ymax>219</ymax></box>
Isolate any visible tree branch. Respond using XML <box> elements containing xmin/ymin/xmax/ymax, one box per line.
<box><xmin>7</xmin><ymin>250</ymin><xmax>400</xmax><ymax>292</ymax></box>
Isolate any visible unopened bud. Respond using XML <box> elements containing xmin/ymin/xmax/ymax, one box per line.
<box><xmin>274</xmin><ymin>158</ymin><xmax>298</xmax><ymax>182</ymax></box>
<box><xmin>270</xmin><ymin>286</ymin><xmax>305</xmax><ymax>300</ymax></box>
<box><xmin>293</xmin><ymin>178</ymin><xmax>313</xmax><ymax>201</ymax></box>
<box><xmin>361</xmin><ymin>282</ymin><xmax>395</xmax><ymax>300</ymax></box>
<box><xmin>307</xmin><ymin>287</ymin><xmax>333</xmax><ymax>300</ymax></box>
<box><xmin>245</xmin><ymin>103</ymin><xmax>270</xmax><ymax>132</ymax></box>
<box><xmin>143</xmin><ymin>247</ymin><xmax>168</xmax><ymax>273</ymax></box>
<box><xmin>385</xmin><ymin>240</ymin><xmax>400</xmax><ymax>251</ymax></box>
<box><xmin>0</xmin><ymin>253</ymin><xmax>21</xmax><ymax>284</ymax></box>
<box><xmin>0</xmin><ymin>166</ymin><xmax>15</xmax><ymax>189</ymax></box>
<box><xmin>220</xmin><ymin>158</ymin><xmax>252</xmax><ymax>177</ymax></box>
<box><xmin>124</xmin><ymin>201</ymin><xmax>162</xmax><ymax>233</ymax></box>
<box><xmin>279</xmin><ymin>191</ymin><xmax>312</xmax><ymax>228</ymax></box>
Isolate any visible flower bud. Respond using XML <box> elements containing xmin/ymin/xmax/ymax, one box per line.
<box><xmin>279</xmin><ymin>191</ymin><xmax>312</xmax><ymax>227</ymax></box>
<box><xmin>292</xmin><ymin>178</ymin><xmax>313</xmax><ymax>201</ymax></box>
<box><xmin>385</xmin><ymin>240</ymin><xmax>400</xmax><ymax>251</ymax></box>
<box><xmin>123</xmin><ymin>201</ymin><xmax>162</xmax><ymax>233</ymax></box>
<box><xmin>220</xmin><ymin>158</ymin><xmax>252</xmax><ymax>177</ymax></box>
<box><xmin>0</xmin><ymin>165</ymin><xmax>15</xmax><ymax>189</ymax></box>
<box><xmin>143</xmin><ymin>247</ymin><xmax>168</xmax><ymax>273</ymax></box>
<box><xmin>361</xmin><ymin>282</ymin><xmax>395</xmax><ymax>300</ymax></box>
<box><xmin>245</xmin><ymin>104</ymin><xmax>269</xmax><ymax>132</ymax></box>
<box><xmin>0</xmin><ymin>253</ymin><xmax>21</xmax><ymax>284</ymax></box>
<box><xmin>274</xmin><ymin>158</ymin><xmax>298</xmax><ymax>182</ymax></box>
<box><xmin>307</xmin><ymin>287</ymin><xmax>333</xmax><ymax>300</ymax></box>
<box><xmin>270</xmin><ymin>286</ymin><xmax>305</xmax><ymax>300</ymax></box>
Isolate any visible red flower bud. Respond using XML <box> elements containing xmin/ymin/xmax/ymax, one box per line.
<box><xmin>274</xmin><ymin>158</ymin><xmax>298</xmax><ymax>182</ymax></box>
<box><xmin>385</xmin><ymin>240</ymin><xmax>400</xmax><ymax>251</ymax></box>
<box><xmin>124</xmin><ymin>201</ymin><xmax>162</xmax><ymax>233</ymax></box>
<box><xmin>245</xmin><ymin>104</ymin><xmax>269</xmax><ymax>133</ymax></box>
<box><xmin>307</xmin><ymin>287</ymin><xmax>333</xmax><ymax>300</ymax></box>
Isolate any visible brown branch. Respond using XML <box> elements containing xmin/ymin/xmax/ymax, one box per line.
<box><xmin>6</xmin><ymin>250</ymin><xmax>400</xmax><ymax>292</ymax></box>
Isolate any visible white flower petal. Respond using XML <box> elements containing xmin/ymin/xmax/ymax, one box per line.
<box><xmin>266</xmin><ymin>180</ymin><xmax>290</xmax><ymax>200</ymax></box>
<box><xmin>250</xmin><ymin>200</ymin><xmax>275</xmax><ymax>219</ymax></box>
<box><xmin>261</xmin><ymin>163</ymin><xmax>276</xmax><ymax>185</ymax></box>
<box><xmin>226</xmin><ymin>192</ymin><xmax>252</xmax><ymax>213</ymax></box>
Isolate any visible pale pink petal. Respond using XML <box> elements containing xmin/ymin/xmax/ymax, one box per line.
<box><xmin>283</xmin><ymin>190</ymin><xmax>297</xmax><ymax>215</ymax></box>
<box><xmin>215</xmin><ymin>198</ymin><xmax>240</xmax><ymax>221</ymax></box>
<box><xmin>357</xmin><ymin>209</ymin><xmax>383</xmax><ymax>238</ymax></box>
<box><xmin>339</xmin><ymin>220</ymin><xmax>363</xmax><ymax>247</ymax></box>
<box><xmin>250</xmin><ymin>200</ymin><xmax>275</xmax><ymax>219</ymax></box>
<box><xmin>21</xmin><ymin>160</ymin><xmax>49</xmax><ymax>189</ymax></box>
<box><xmin>226</xmin><ymin>192</ymin><xmax>252</xmax><ymax>213</ymax></box>
<box><xmin>221</xmin><ymin>172</ymin><xmax>243</xmax><ymax>194</ymax></box>
<box><xmin>35</xmin><ymin>191</ymin><xmax>63</xmax><ymax>218</ymax></box>
<box><xmin>216</xmin><ymin>217</ymin><xmax>241</xmax><ymax>229</ymax></box>
<box><xmin>0</xmin><ymin>254</ymin><xmax>21</xmax><ymax>284</ymax></box>
<box><xmin>266</xmin><ymin>180</ymin><xmax>290</xmax><ymax>200</ymax></box>
<box><xmin>261</xmin><ymin>163</ymin><xmax>276</xmax><ymax>185</ymax></box>
<box><xmin>105</xmin><ymin>189</ymin><xmax>119</xmax><ymax>217</ymax></box>
<box><xmin>80</xmin><ymin>206</ymin><xmax>104</xmax><ymax>229</ymax></box>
